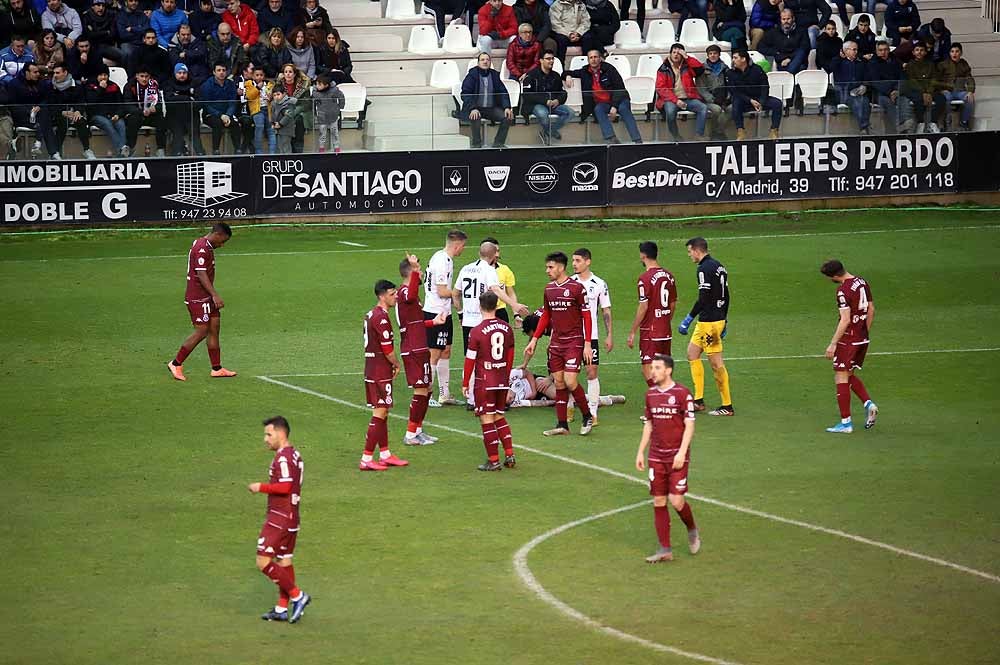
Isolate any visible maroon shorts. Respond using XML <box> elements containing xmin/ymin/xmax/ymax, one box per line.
<box><xmin>257</xmin><ymin>521</ymin><xmax>298</xmax><ymax>559</ymax></box>
<box><xmin>473</xmin><ymin>384</ymin><xmax>507</xmax><ymax>416</ymax></box>
<box><xmin>185</xmin><ymin>299</ymin><xmax>219</xmax><ymax>326</ymax></box>
<box><xmin>648</xmin><ymin>459</ymin><xmax>689</xmax><ymax>496</ymax></box>
<box><xmin>365</xmin><ymin>379</ymin><xmax>394</xmax><ymax>408</ymax></box>
<box><xmin>640</xmin><ymin>336</ymin><xmax>672</xmax><ymax>364</ymax></box>
<box><xmin>833</xmin><ymin>342</ymin><xmax>868</xmax><ymax>371</ymax></box>
<box><xmin>547</xmin><ymin>344</ymin><xmax>583</xmax><ymax>374</ymax></box>
<box><xmin>402</xmin><ymin>351</ymin><xmax>431</xmax><ymax>388</ymax></box>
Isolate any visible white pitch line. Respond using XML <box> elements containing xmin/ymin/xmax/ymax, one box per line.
<box><xmin>338</xmin><ymin>241</ymin><xmax>368</xmax><ymax>247</ymax></box>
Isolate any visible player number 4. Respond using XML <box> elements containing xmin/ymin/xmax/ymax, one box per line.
<box><xmin>857</xmin><ymin>288</ymin><xmax>868</xmax><ymax>312</ymax></box>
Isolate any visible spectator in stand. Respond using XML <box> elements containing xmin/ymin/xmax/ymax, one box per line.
<box><xmin>206</xmin><ymin>19</ymin><xmax>246</xmax><ymax>73</ymax></box>
<box><xmin>9</xmin><ymin>62</ymin><xmax>60</xmax><ymax>157</ymax></box>
<box><xmin>210</xmin><ymin>0</ymin><xmax>228</xmax><ymax>15</ymax></box>
<box><xmin>150</xmin><ymin>0</ymin><xmax>186</xmax><ymax>48</ymax></box>
<box><xmin>123</xmin><ymin>63</ymin><xmax>167</xmax><ymax>154</ymax></box>
<box><xmin>655</xmin><ymin>43</ymin><xmax>708</xmax><ymax>141</ymax></box>
<box><xmin>1</xmin><ymin>0</ymin><xmax>43</xmax><ymax>48</ymax></box>
<box><xmin>197</xmin><ymin>60</ymin><xmax>239</xmax><ymax>152</ymax></box>
<box><xmin>583</xmin><ymin>0</ymin><xmax>619</xmax><ymax>56</ymax></box>
<box><xmin>883</xmin><ymin>0</ymin><xmax>919</xmax><ymax>46</ymax></box>
<box><xmin>163</xmin><ymin>61</ymin><xmax>201</xmax><ymax>154</ymax></box>
<box><xmin>938</xmin><ymin>42</ymin><xmax>975</xmax><ymax>131</ymax></box>
<box><xmin>188</xmin><ymin>0</ymin><xmax>219</xmax><ymax>43</ymax></box>
<box><xmin>844</xmin><ymin>13</ymin><xmax>875</xmax><ymax>59</ymax></box>
<box><xmin>563</xmin><ymin>47</ymin><xmax>643</xmax><ymax>144</ymax></box>
<box><xmin>830</xmin><ymin>0</ymin><xmax>862</xmax><ymax>26</ymax></box>
<box><xmin>782</xmin><ymin>0</ymin><xmax>829</xmax><ymax>48</ymax></box>
<box><xmin>222</xmin><ymin>0</ymin><xmax>256</xmax><ymax>50</ymax></box>
<box><xmin>477</xmin><ymin>0</ymin><xmax>518</xmax><ymax>54</ymax></box>
<box><xmin>285</xmin><ymin>26</ymin><xmax>314</xmax><ymax>80</ymax></box>
<box><xmin>65</xmin><ymin>33</ymin><xmax>102</xmax><ymax>80</ymax></box>
<box><xmin>829</xmin><ymin>40</ymin><xmax>871</xmax><ymax>133</ymax></box>
<box><xmin>901</xmin><ymin>40</ymin><xmax>945</xmax><ymax>132</ymax></box>
<box><xmin>232</xmin><ymin>59</ymin><xmax>254</xmax><ymax>150</ymax></box>
<box><xmin>815</xmin><ymin>19</ymin><xmax>842</xmax><ymax>72</ymax></box>
<box><xmin>116</xmin><ymin>0</ymin><xmax>149</xmax><ymax>61</ymax></box>
<box><xmin>521</xmin><ymin>48</ymin><xmax>572</xmax><ymax>142</ymax></box>
<box><xmin>246</xmin><ymin>64</ymin><xmax>273</xmax><ymax>152</ymax></box>
<box><xmin>276</xmin><ymin>61</ymin><xmax>309</xmax><ymax>151</ymax></box>
<box><xmin>85</xmin><ymin>63</ymin><xmax>128</xmax><ymax>154</ymax></box>
<box><xmin>514</xmin><ymin>0</ymin><xmax>554</xmax><ymax>54</ymax></box>
<box><xmin>0</xmin><ymin>33</ymin><xmax>33</xmax><ymax>81</ymax></box>
<box><xmin>48</xmin><ymin>61</ymin><xmax>95</xmax><ymax>156</ymax></box>
<box><xmin>506</xmin><ymin>22</ymin><xmax>540</xmax><ymax>80</ymax></box>
<box><xmin>128</xmin><ymin>28</ymin><xmax>170</xmax><ymax>79</ymax></box>
<box><xmin>33</xmin><ymin>26</ymin><xmax>61</xmax><ymax>72</ymax></box>
<box><xmin>712</xmin><ymin>0</ymin><xmax>747</xmax><ymax>52</ymax></box>
<box><xmin>917</xmin><ymin>17</ymin><xmax>949</xmax><ymax>62</ymax></box>
<box><xmin>268</xmin><ymin>82</ymin><xmax>297</xmax><ymax>153</ymax></box>
<box><xmin>696</xmin><ymin>44</ymin><xmax>730</xmax><ymax>139</ymax></box>
<box><xmin>674</xmin><ymin>0</ymin><xmax>710</xmax><ymax>34</ymax></box>
<box><xmin>748</xmin><ymin>0</ymin><xmax>779</xmax><ymax>50</ymax></box>
<box><xmin>421</xmin><ymin>0</ymin><xmax>463</xmax><ymax>40</ymax></box>
<box><xmin>617</xmin><ymin>0</ymin><xmax>642</xmax><ymax>36</ymax></box>
<box><xmin>251</xmin><ymin>26</ymin><xmax>288</xmax><ymax>77</ymax></box>
<box><xmin>296</xmin><ymin>0</ymin><xmax>329</xmax><ymax>47</ymax></box>
<box><xmin>868</xmin><ymin>38</ymin><xmax>906</xmax><ymax>133</ymax></box>
<box><xmin>41</xmin><ymin>0</ymin><xmax>81</xmax><ymax>49</ymax></box>
<box><xmin>549</xmin><ymin>0</ymin><xmax>590</xmax><ymax>63</ymax></box>
<box><xmin>726</xmin><ymin>47</ymin><xmax>782</xmax><ymax>139</ymax></box>
<box><xmin>316</xmin><ymin>28</ymin><xmax>352</xmax><ymax>84</ymax></box>
<box><xmin>255</xmin><ymin>0</ymin><xmax>291</xmax><ymax>40</ymax></box>
<box><xmin>460</xmin><ymin>51</ymin><xmax>513</xmax><ymax>148</ymax></box>
<box><xmin>169</xmin><ymin>21</ymin><xmax>208</xmax><ymax>84</ymax></box>
<box><xmin>311</xmin><ymin>72</ymin><xmax>343</xmax><ymax>153</ymax></box>
<box><xmin>759</xmin><ymin>8</ymin><xmax>810</xmax><ymax>75</ymax></box>
<box><xmin>82</xmin><ymin>0</ymin><xmax>121</xmax><ymax>63</ymax></box>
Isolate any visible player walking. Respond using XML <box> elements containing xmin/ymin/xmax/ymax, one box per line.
<box><xmin>820</xmin><ymin>259</ymin><xmax>878</xmax><ymax>433</ymax></box>
<box><xmin>571</xmin><ymin>248</ymin><xmax>613</xmax><ymax>422</ymax></box>
<box><xmin>398</xmin><ymin>255</ymin><xmax>447</xmax><ymax>446</ymax></box>
<box><xmin>360</xmin><ymin>280</ymin><xmax>410</xmax><ymax>471</ymax></box>
<box><xmin>524</xmin><ymin>252</ymin><xmax>595</xmax><ymax>436</ymax></box>
<box><xmin>462</xmin><ymin>292</ymin><xmax>517</xmax><ymax>471</ymax></box>
<box><xmin>167</xmin><ymin>223</ymin><xmax>237</xmax><ymax>381</ymax></box>
<box><xmin>634</xmin><ymin>356</ymin><xmax>701</xmax><ymax>563</ymax></box>
<box><xmin>424</xmin><ymin>230</ymin><xmax>468</xmax><ymax>406</ymax></box>
<box><xmin>626</xmin><ymin>241</ymin><xmax>677</xmax><ymax>388</ymax></box>
<box><xmin>248</xmin><ymin>416</ymin><xmax>311</xmax><ymax>623</ymax></box>
<box><xmin>678</xmin><ymin>237</ymin><xmax>733</xmax><ymax>416</ymax></box>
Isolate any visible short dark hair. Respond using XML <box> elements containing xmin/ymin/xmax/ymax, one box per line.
<box><xmin>52</xmin><ymin>62</ymin><xmax>68</xmax><ymax>72</ymax></box>
<box><xmin>706</xmin><ymin>44</ymin><xmax>721</xmax><ymax>54</ymax></box>
<box><xmin>76</xmin><ymin>33</ymin><xmax>90</xmax><ymax>43</ymax></box>
<box><xmin>686</xmin><ymin>236</ymin><xmax>709</xmax><ymax>252</ymax></box>
<box><xmin>447</xmin><ymin>229</ymin><xmax>468</xmax><ymax>242</ymax></box>
<box><xmin>573</xmin><ymin>247</ymin><xmax>591</xmax><ymax>261</ymax></box>
<box><xmin>316</xmin><ymin>73</ymin><xmax>332</xmax><ymax>86</ymax></box>
<box><xmin>639</xmin><ymin>241</ymin><xmax>658</xmax><ymax>259</ymax></box>
<box><xmin>930</xmin><ymin>17</ymin><xmax>945</xmax><ymax>32</ymax></box>
<box><xmin>824</xmin><ymin>19</ymin><xmax>836</xmax><ymax>28</ymax></box>
<box><xmin>9</xmin><ymin>34</ymin><xmax>25</xmax><ymax>43</ymax></box>
<box><xmin>213</xmin><ymin>222</ymin><xmax>232</xmax><ymax>237</ymax></box>
<box><xmin>142</xmin><ymin>28</ymin><xmax>156</xmax><ymax>37</ymax></box>
<box><xmin>263</xmin><ymin>415</ymin><xmax>290</xmax><ymax>435</ymax></box>
<box><xmin>732</xmin><ymin>48</ymin><xmax>750</xmax><ymax>62</ymax></box>
<box><xmin>398</xmin><ymin>258</ymin><xmax>412</xmax><ymax>278</ymax></box>
<box><xmin>545</xmin><ymin>251</ymin><xmax>568</xmax><ymax>267</ymax></box>
<box><xmin>374</xmin><ymin>279</ymin><xmax>396</xmax><ymax>296</ymax></box>
<box><xmin>858</xmin><ymin>14</ymin><xmax>870</xmax><ymax>24</ymax></box>
<box><xmin>951</xmin><ymin>42</ymin><xmax>963</xmax><ymax>52</ymax></box>
<box><xmin>482</xmin><ymin>236</ymin><xmax>499</xmax><ymax>246</ymax></box>
<box><xmin>213</xmin><ymin>61</ymin><xmax>228</xmax><ymax>71</ymax></box>
<box><xmin>135</xmin><ymin>64</ymin><xmax>150</xmax><ymax>74</ymax></box>
<box><xmin>540</xmin><ymin>48</ymin><xmax>556</xmax><ymax>58</ymax></box>
<box><xmin>669</xmin><ymin>42</ymin><xmax>685</xmax><ymax>52</ymax></box>
<box><xmin>586</xmin><ymin>47</ymin><xmax>605</xmax><ymax>57</ymax></box>
<box><xmin>820</xmin><ymin>259</ymin><xmax>846</xmax><ymax>277</ymax></box>
<box><xmin>479</xmin><ymin>291</ymin><xmax>499</xmax><ymax>312</ymax></box>
<box><xmin>651</xmin><ymin>354</ymin><xmax>675</xmax><ymax>369</ymax></box>
<box><xmin>521</xmin><ymin>313</ymin><xmax>540</xmax><ymax>337</ymax></box>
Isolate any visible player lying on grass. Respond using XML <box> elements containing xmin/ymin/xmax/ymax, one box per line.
<box><xmin>506</xmin><ymin>367</ymin><xmax>626</xmax><ymax>409</ymax></box>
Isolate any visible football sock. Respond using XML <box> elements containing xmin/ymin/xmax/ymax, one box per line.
<box><xmin>495</xmin><ymin>417</ymin><xmax>514</xmax><ymax>456</ymax></box>
<box><xmin>712</xmin><ymin>365</ymin><xmax>732</xmax><ymax>406</ymax></box>
<box><xmin>690</xmin><ymin>359</ymin><xmax>705</xmax><ymax>400</ymax></box>
<box><xmin>555</xmin><ymin>388</ymin><xmax>569</xmax><ymax>423</ymax></box>
<box><xmin>364</xmin><ymin>416</ymin><xmax>386</xmax><ymax>455</ymax></box>
<box><xmin>676</xmin><ymin>502</ymin><xmax>697</xmax><ymax>531</ymax></box>
<box><xmin>378</xmin><ymin>417</ymin><xmax>389</xmax><ymax>451</ymax></box>
<box><xmin>571</xmin><ymin>384</ymin><xmax>592</xmax><ymax>417</ymax></box>
<box><xmin>276</xmin><ymin>594</ymin><xmax>289</xmax><ymax>611</ymax></box>
<box><xmin>289</xmin><ymin>587</ymin><xmax>302</xmax><ymax>602</ymax></box>
<box><xmin>587</xmin><ymin>378</ymin><xmax>600</xmax><ymax>417</ymax></box>
<box><xmin>849</xmin><ymin>375</ymin><xmax>871</xmax><ymax>404</ymax></box>
<box><xmin>436</xmin><ymin>358</ymin><xmax>451</xmax><ymax>398</ymax></box>
<box><xmin>173</xmin><ymin>345</ymin><xmax>193</xmax><ymax>366</ymax></box>
<box><xmin>208</xmin><ymin>345</ymin><xmax>221</xmax><ymax>368</ymax></box>
<box><xmin>654</xmin><ymin>505</ymin><xmax>672</xmax><ymax>548</ymax></box>
<box><xmin>379</xmin><ymin>449</ymin><xmax>392</xmax><ymax>460</ymax></box>
<box><xmin>481</xmin><ymin>422</ymin><xmax>500</xmax><ymax>461</ymax></box>
<box><xmin>262</xmin><ymin>562</ymin><xmax>296</xmax><ymax>595</ymax></box>
<box><xmin>836</xmin><ymin>383</ymin><xmax>852</xmax><ymax>420</ymax></box>
<box><xmin>407</xmin><ymin>393</ymin><xmax>430</xmax><ymax>436</ymax></box>
<box><xmin>429</xmin><ymin>361</ymin><xmax>438</xmax><ymax>394</ymax></box>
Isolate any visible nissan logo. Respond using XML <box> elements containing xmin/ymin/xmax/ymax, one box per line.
<box><xmin>525</xmin><ymin>162</ymin><xmax>559</xmax><ymax>194</ymax></box>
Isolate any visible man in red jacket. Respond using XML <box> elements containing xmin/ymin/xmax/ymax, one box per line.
<box><xmin>505</xmin><ymin>22</ymin><xmax>541</xmax><ymax>79</ymax></box>
<box><xmin>655</xmin><ymin>43</ymin><xmax>709</xmax><ymax>141</ymax></box>
<box><xmin>223</xmin><ymin>0</ymin><xmax>258</xmax><ymax>51</ymax></box>
<box><xmin>477</xmin><ymin>0</ymin><xmax>518</xmax><ymax>54</ymax></box>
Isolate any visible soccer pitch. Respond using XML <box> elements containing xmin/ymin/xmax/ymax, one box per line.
<box><xmin>2</xmin><ymin>209</ymin><xmax>999</xmax><ymax>665</ymax></box>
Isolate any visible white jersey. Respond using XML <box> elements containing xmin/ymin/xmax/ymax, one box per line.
<box><xmin>509</xmin><ymin>368</ymin><xmax>533</xmax><ymax>403</ymax></box>
<box><xmin>572</xmin><ymin>272</ymin><xmax>611</xmax><ymax>339</ymax></box>
<box><xmin>456</xmin><ymin>259</ymin><xmax>500</xmax><ymax>328</ymax></box>
<box><xmin>423</xmin><ymin>249</ymin><xmax>454</xmax><ymax>314</ymax></box>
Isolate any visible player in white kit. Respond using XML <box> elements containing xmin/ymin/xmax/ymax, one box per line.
<box><xmin>423</xmin><ymin>230</ymin><xmax>468</xmax><ymax>407</ymax></box>
<box><xmin>571</xmin><ymin>248</ymin><xmax>613</xmax><ymax>422</ymax></box>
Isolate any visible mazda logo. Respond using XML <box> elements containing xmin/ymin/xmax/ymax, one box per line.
<box><xmin>572</xmin><ymin>162</ymin><xmax>598</xmax><ymax>185</ymax></box>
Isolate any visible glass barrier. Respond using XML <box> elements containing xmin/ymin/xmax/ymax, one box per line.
<box><xmin>1</xmin><ymin>81</ymin><xmax>992</xmax><ymax>160</ymax></box>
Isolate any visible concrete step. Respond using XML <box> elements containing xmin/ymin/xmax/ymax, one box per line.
<box><xmin>366</xmin><ymin>116</ymin><xmax>459</xmax><ymax>136</ymax></box>
<box><xmin>367</xmin><ymin>134</ymin><xmax>470</xmax><ymax>151</ymax></box>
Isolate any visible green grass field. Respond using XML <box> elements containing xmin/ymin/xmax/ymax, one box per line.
<box><xmin>2</xmin><ymin>209</ymin><xmax>999</xmax><ymax>665</ymax></box>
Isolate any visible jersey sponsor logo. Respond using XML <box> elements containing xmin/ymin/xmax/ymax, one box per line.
<box><xmin>612</xmin><ymin>157</ymin><xmax>704</xmax><ymax>189</ymax></box>
<box><xmin>483</xmin><ymin>165</ymin><xmax>511</xmax><ymax>192</ymax></box>
<box><xmin>571</xmin><ymin>161</ymin><xmax>599</xmax><ymax>191</ymax></box>
<box><xmin>525</xmin><ymin>162</ymin><xmax>559</xmax><ymax>194</ymax></box>
<box><xmin>442</xmin><ymin>165</ymin><xmax>470</xmax><ymax>195</ymax></box>
<box><xmin>668</xmin><ymin>395</ymin><xmax>676</xmax><ymax>405</ymax></box>
<box><xmin>563</xmin><ymin>289</ymin><xmax>570</xmax><ymax>297</ymax></box>
<box><xmin>162</xmin><ymin>162</ymin><xmax>248</xmax><ymax>208</ymax></box>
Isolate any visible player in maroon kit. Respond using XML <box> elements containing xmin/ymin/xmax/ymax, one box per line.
<box><xmin>523</xmin><ymin>252</ymin><xmax>595</xmax><ymax>436</ymax></box>
<box><xmin>361</xmin><ymin>280</ymin><xmax>410</xmax><ymax>471</ymax></box>
<box><xmin>635</xmin><ymin>355</ymin><xmax>701</xmax><ymax>563</ymax></box>
<box><xmin>820</xmin><ymin>260</ymin><xmax>879</xmax><ymax>434</ymax></box>
<box><xmin>462</xmin><ymin>292</ymin><xmax>517</xmax><ymax>471</ymax></box>
<box><xmin>167</xmin><ymin>223</ymin><xmax>237</xmax><ymax>381</ymax></box>
<box><xmin>398</xmin><ymin>254</ymin><xmax>448</xmax><ymax>446</ymax></box>
<box><xmin>248</xmin><ymin>416</ymin><xmax>311</xmax><ymax>623</ymax></box>
<box><xmin>626</xmin><ymin>241</ymin><xmax>678</xmax><ymax>387</ymax></box>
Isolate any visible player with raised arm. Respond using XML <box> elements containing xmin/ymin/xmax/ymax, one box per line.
<box><xmin>523</xmin><ymin>252</ymin><xmax>595</xmax><ymax>436</ymax></box>
<box><xmin>820</xmin><ymin>259</ymin><xmax>878</xmax><ymax>433</ymax></box>
<box><xmin>248</xmin><ymin>416</ymin><xmax>311</xmax><ymax>623</ymax></box>
<box><xmin>360</xmin><ymin>280</ymin><xmax>409</xmax><ymax>471</ymax></box>
<box><xmin>626</xmin><ymin>241</ymin><xmax>677</xmax><ymax>389</ymax></box>
<box><xmin>397</xmin><ymin>254</ymin><xmax>447</xmax><ymax>446</ymax></box>
<box><xmin>635</xmin><ymin>356</ymin><xmax>701</xmax><ymax>563</ymax></box>
<box><xmin>571</xmin><ymin>248</ymin><xmax>613</xmax><ymax>423</ymax></box>
<box><xmin>424</xmin><ymin>229</ymin><xmax>468</xmax><ymax>407</ymax></box>
<box><xmin>678</xmin><ymin>237</ymin><xmax>733</xmax><ymax>416</ymax></box>
<box><xmin>167</xmin><ymin>223</ymin><xmax>237</xmax><ymax>381</ymax></box>
<box><xmin>462</xmin><ymin>292</ymin><xmax>517</xmax><ymax>471</ymax></box>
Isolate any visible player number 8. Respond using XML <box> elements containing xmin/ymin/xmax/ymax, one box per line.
<box><xmin>490</xmin><ymin>331</ymin><xmax>505</xmax><ymax>360</ymax></box>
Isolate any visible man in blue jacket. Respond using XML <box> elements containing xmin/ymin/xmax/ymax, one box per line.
<box><xmin>116</xmin><ymin>0</ymin><xmax>150</xmax><ymax>62</ymax></box>
<box><xmin>151</xmin><ymin>0</ymin><xmax>187</xmax><ymax>49</ymax></box>
<box><xmin>198</xmin><ymin>60</ymin><xmax>240</xmax><ymax>153</ymax></box>
<box><xmin>725</xmin><ymin>48</ymin><xmax>782</xmax><ymax>139</ymax></box>
<box><xmin>0</xmin><ymin>34</ymin><xmax>34</xmax><ymax>82</ymax></box>
<box><xmin>883</xmin><ymin>0</ymin><xmax>919</xmax><ymax>46</ymax></box>
<box><xmin>460</xmin><ymin>52</ymin><xmax>513</xmax><ymax>148</ymax></box>
<box><xmin>830</xmin><ymin>40</ymin><xmax>871</xmax><ymax>133</ymax></box>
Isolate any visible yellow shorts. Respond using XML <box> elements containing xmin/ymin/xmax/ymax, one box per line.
<box><xmin>692</xmin><ymin>320</ymin><xmax>726</xmax><ymax>354</ymax></box>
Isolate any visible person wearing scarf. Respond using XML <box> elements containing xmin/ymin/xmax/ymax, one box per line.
<box><xmin>505</xmin><ymin>22</ymin><xmax>541</xmax><ymax>80</ymax></box>
<box><xmin>460</xmin><ymin>52</ymin><xmax>513</xmax><ymax>148</ymax></box>
<box><xmin>48</xmin><ymin>61</ymin><xmax>95</xmax><ymax>158</ymax></box>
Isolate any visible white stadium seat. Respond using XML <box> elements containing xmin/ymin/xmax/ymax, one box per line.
<box><xmin>339</xmin><ymin>83</ymin><xmax>367</xmax><ymax>126</ymax></box>
<box><xmin>109</xmin><ymin>66</ymin><xmax>128</xmax><ymax>90</ymax></box>
<box><xmin>442</xmin><ymin>23</ymin><xmax>478</xmax><ymax>55</ymax></box>
<box><xmin>569</xmin><ymin>55</ymin><xmax>588</xmax><ymax>71</ymax></box>
<box><xmin>408</xmin><ymin>25</ymin><xmax>443</xmax><ymax>54</ymax></box>
<box><xmin>795</xmin><ymin>69</ymin><xmax>831</xmax><ymax>107</ymax></box>
<box><xmin>767</xmin><ymin>70</ymin><xmax>795</xmax><ymax>105</ymax></box>
<box><xmin>430</xmin><ymin>59</ymin><xmax>461</xmax><ymax>89</ymax></box>
<box><xmin>624</xmin><ymin>75</ymin><xmax>655</xmax><ymax>112</ymax></box>
<box><xmin>606</xmin><ymin>54</ymin><xmax>632</xmax><ymax>79</ymax></box>
<box><xmin>385</xmin><ymin>0</ymin><xmax>421</xmax><ymax>20</ymax></box>
<box><xmin>645</xmin><ymin>19</ymin><xmax>676</xmax><ymax>49</ymax></box>
<box><xmin>635</xmin><ymin>53</ymin><xmax>663</xmax><ymax>78</ymax></box>
<box><xmin>614</xmin><ymin>20</ymin><xmax>645</xmax><ymax>48</ymax></box>
<box><xmin>502</xmin><ymin>78</ymin><xmax>520</xmax><ymax>108</ymax></box>
<box><xmin>678</xmin><ymin>19</ymin><xmax>718</xmax><ymax>51</ymax></box>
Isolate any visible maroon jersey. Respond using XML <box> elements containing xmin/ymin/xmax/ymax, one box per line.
<box><xmin>644</xmin><ymin>383</ymin><xmax>695</xmax><ymax>463</ymax></box>
<box><xmin>266</xmin><ymin>446</ymin><xmax>303</xmax><ymax>529</ymax></box>
<box><xmin>637</xmin><ymin>266</ymin><xmax>677</xmax><ymax>340</ymax></box>
<box><xmin>466</xmin><ymin>318</ymin><xmax>515</xmax><ymax>389</ymax></box>
<box><xmin>835</xmin><ymin>276</ymin><xmax>873</xmax><ymax>344</ymax></box>
<box><xmin>542</xmin><ymin>278</ymin><xmax>588</xmax><ymax>346</ymax></box>
<box><xmin>364</xmin><ymin>306</ymin><xmax>395</xmax><ymax>381</ymax></box>
<box><xmin>184</xmin><ymin>237</ymin><xmax>216</xmax><ymax>303</ymax></box>
<box><xmin>396</xmin><ymin>271</ymin><xmax>427</xmax><ymax>355</ymax></box>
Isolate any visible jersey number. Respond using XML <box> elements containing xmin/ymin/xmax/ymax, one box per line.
<box><xmin>362</xmin><ymin>320</ymin><xmax>368</xmax><ymax>348</ymax></box>
<box><xmin>202</xmin><ymin>303</ymin><xmax>212</xmax><ymax>314</ymax></box>
<box><xmin>462</xmin><ymin>277</ymin><xmax>479</xmax><ymax>299</ymax></box>
<box><xmin>490</xmin><ymin>331</ymin><xmax>505</xmax><ymax>360</ymax></box>
<box><xmin>659</xmin><ymin>281</ymin><xmax>671</xmax><ymax>307</ymax></box>
<box><xmin>857</xmin><ymin>288</ymin><xmax>868</xmax><ymax>312</ymax></box>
